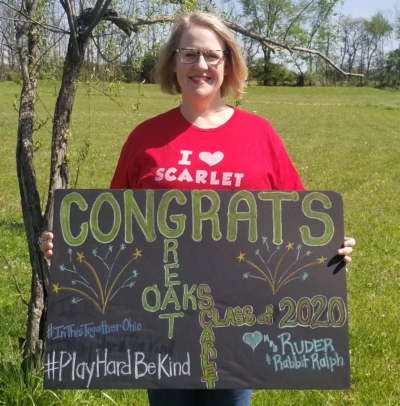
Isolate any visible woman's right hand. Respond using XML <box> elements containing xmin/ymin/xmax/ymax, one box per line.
<box><xmin>40</xmin><ymin>231</ymin><xmax>54</xmax><ymax>259</ymax></box>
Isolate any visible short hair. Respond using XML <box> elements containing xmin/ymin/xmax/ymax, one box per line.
<box><xmin>156</xmin><ymin>12</ymin><xmax>248</xmax><ymax>99</ymax></box>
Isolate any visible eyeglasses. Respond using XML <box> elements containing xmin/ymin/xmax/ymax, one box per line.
<box><xmin>175</xmin><ymin>48</ymin><xmax>227</xmax><ymax>66</ymax></box>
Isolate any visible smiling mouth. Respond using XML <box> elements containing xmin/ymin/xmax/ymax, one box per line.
<box><xmin>190</xmin><ymin>76</ymin><xmax>210</xmax><ymax>83</ymax></box>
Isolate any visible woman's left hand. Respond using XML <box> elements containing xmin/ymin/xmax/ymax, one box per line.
<box><xmin>338</xmin><ymin>237</ymin><xmax>355</xmax><ymax>264</ymax></box>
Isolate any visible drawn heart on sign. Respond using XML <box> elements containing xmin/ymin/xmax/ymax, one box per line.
<box><xmin>199</xmin><ymin>151</ymin><xmax>224</xmax><ymax>167</ymax></box>
<box><xmin>243</xmin><ymin>331</ymin><xmax>263</xmax><ymax>351</ymax></box>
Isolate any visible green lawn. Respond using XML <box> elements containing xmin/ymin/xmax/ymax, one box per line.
<box><xmin>0</xmin><ymin>81</ymin><xmax>399</xmax><ymax>405</ymax></box>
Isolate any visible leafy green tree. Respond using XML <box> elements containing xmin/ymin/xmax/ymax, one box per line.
<box><xmin>239</xmin><ymin>0</ymin><xmax>297</xmax><ymax>85</ymax></box>
<box><xmin>386</xmin><ymin>48</ymin><xmax>400</xmax><ymax>84</ymax></box>
<box><xmin>238</xmin><ymin>0</ymin><xmax>343</xmax><ymax>85</ymax></box>
<box><xmin>394</xmin><ymin>4</ymin><xmax>400</xmax><ymax>41</ymax></box>
<box><xmin>249</xmin><ymin>57</ymin><xmax>296</xmax><ymax>85</ymax></box>
<box><xmin>363</xmin><ymin>12</ymin><xmax>393</xmax><ymax>79</ymax></box>
<box><xmin>140</xmin><ymin>48</ymin><xmax>159</xmax><ymax>83</ymax></box>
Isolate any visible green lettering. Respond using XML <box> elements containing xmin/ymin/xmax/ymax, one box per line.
<box><xmin>157</xmin><ymin>190</ymin><xmax>186</xmax><ymax>238</ymax></box>
<box><xmin>199</xmin><ymin>309</ymin><xmax>213</xmax><ymax>327</ymax></box>
<box><xmin>163</xmin><ymin>239</ymin><xmax>179</xmax><ymax>263</ymax></box>
<box><xmin>192</xmin><ymin>190</ymin><xmax>222</xmax><ymax>242</ymax></box>
<box><xmin>197</xmin><ymin>284</ymin><xmax>214</xmax><ymax>310</ymax></box>
<box><xmin>300</xmin><ymin>192</ymin><xmax>334</xmax><ymax>246</ymax></box>
<box><xmin>202</xmin><ymin>340</ymin><xmax>217</xmax><ymax>358</ymax></box>
<box><xmin>183</xmin><ymin>284</ymin><xmax>197</xmax><ymax>310</ymax></box>
<box><xmin>91</xmin><ymin>192</ymin><xmax>121</xmax><ymax>244</ymax></box>
<box><xmin>258</xmin><ymin>191</ymin><xmax>299</xmax><ymax>245</ymax></box>
<box><xmin>142</xmin><ymin>285</ymin><xmax>161</xmax><ymax>312</ymax></box>
<box><xmin>159</xmin><ymin>312</ymin><xmax>184</xmax><ymax>339</ymax></box>
<box><xmin>124</xmin><ymin>190</ymin><xmax>155</xmax><ymax>243</ymax></box>
<box><xmin>60</xmin><ymin>192</ymin><xmax>88</xmax><ymax>246</ymax></box>
<box><xmin>164</xmin><ymin>263</ymin><xmax>180</xmax><ymax>287</ymax></box>
<box><xmin>227</xmin><ymin>191</ymin><xmax>258</xmax><ymax>242</ymax></box>
<box><xmin>212</xmin><ymin>308</ymin><xmax>229</xmax><ymax>327</ymax></box>
<box><xmin>161</xmin><ymin>286</ymin><xmax>181</xmax><ymax>310</ymax></box>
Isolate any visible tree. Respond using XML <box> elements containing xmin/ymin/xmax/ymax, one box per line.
<box><xmin>393</xmin><ymin>3</ymin><xmax>400</xmax><ymax>41</ymax></box>
<box><xmin>3</xmin><ymin>0</ymin><xmax>363</xmax><ymax>371</ymax></box>
<box><xmin>363</xmin><ymin>12</ymin><xmax>393</xmax><ymax>79</ymax></box>
<box><xmin>239</xmin><ymin>0</ymin><xmax>296</xmax><ymax>85</ymax></box>
<box><xmin>237</xmin><ymin>0</ymin><xmax>351</xmax><ymax>86</ymax></box>
<box><xmin>338</xmin><ymin>16</ymin><xmax>365</xmax><ymax>74</ymax></box>
<box><xmin>140</xmin><ymin>48</ymin><xmax>159</xmax><ymax>83</ymax></box>
<box><xmin>386</xmin><ymin>48</ymin><xmax>400</xmax><ymax>84</ymax></box>
<box><xmin>0</xmin><ymin>0</ymin><xmax>19</xmax><ymax>79</ymax></box>
<box><xmin>8</xmin><ymin>0</ymin><xmax>166</xmax><ymax>368</ymax></box>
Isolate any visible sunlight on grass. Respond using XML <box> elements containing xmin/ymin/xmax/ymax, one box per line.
<box><xmin>1</xmin><ymin>82</ymin><xmax>399</xmax><ymax>405</ymax></box>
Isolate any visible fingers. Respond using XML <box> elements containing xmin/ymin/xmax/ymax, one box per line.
<box><xmin>42</xmin><ymin>231</ymin><xmax>54</xmax><ymax>241</ymax></box>
<box><xmin>343</xmin><ymin>237</ymin><xmax>356</xmax><ymax>247</ymax></box>
<box><xmin>342</xmin><ymin>255</ymin><xmax>352</xmax><ymax>264</ymax></box>
<box><xmin>42</xmin><ymin>243</ymin><xmax>53</xmax><ymax>259</ymax></box>
<box><xmin>338</xmin><ymin>237</ymin><xmax>355</xmax><ymax>264</ymax></box>
<box><xmin>338</xmin><ymin>246</ymin><xmax>353</xmax><ymax>256</ymax></box>
<box><xmin>39</xmin><ymin>231</ymin><xmax>54</xmax><ymax>259</ymax></box>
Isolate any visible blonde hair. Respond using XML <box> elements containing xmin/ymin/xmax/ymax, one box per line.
<box><xmin>156</xmin><ymin>12</ymin><xmax>248</xmax><ymax>99</ymax></box>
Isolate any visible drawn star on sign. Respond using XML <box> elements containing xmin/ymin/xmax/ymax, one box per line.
<box><xmin>237</xmin><ymin>252</ymin><xmax>246</xmax><ymax>262</ymax></box>
<box><xmin>76</xmin><ymin>251</ymin><xmax>85</xmax><ymax>263</ymax></box>
<box><xmin>133</xmin><ymin>248</ymin><xmax>142</xmax><ymax>259</ymax></box>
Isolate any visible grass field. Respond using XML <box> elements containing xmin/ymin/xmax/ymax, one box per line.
<box><xmin>0</xmin><ymin>81</ymin><xmax>399</xmax><ymax>405</ymax></box>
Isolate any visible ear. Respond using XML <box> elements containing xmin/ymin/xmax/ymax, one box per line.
<box><xmin>224</xmin><ymin>59</ymin><xmax>229</xmax><ymax>76</ymax></box>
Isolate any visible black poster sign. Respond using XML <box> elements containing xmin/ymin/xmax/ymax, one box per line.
<box><xmin>45</xmin><ymin>189</ymin><xmax>349</xmax><ymax>390</ymax></box>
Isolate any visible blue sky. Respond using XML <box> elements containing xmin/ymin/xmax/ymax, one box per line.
<box><xmin>336</xmin><ymin>0</ymin><xmax>398</xmax><ymax>19</ymax></box>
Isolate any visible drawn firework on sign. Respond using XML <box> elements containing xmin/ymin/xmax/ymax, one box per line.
<box><xmin>237</xmin><ymin>239</ymin><xmax>327</xmax><ymax>295</ymax></box>
<box><xmin>52</xmin><ymin>244</ymin><xmax>143</xmax><ymax>313</ymax></box>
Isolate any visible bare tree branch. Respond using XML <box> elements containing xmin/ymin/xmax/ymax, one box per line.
<box><xmin>290</xmin><ymin>46</ymin><xmax>363</xmax><ymax>77</ymax></box>
<box><xmin>90</xmin><ymin>34</ymin><xmax>131</xmax><ymax>63</ymax></box>
<box><xmin>2</xmin><ymin>0</ymin><xmax>362</xmax><ymax>78</ymax></box>
<box><xmin>29</xmin><ymin>33</ymin><xmax>67</xmax><ymax>78</ymax></box>
<box><xmin>224</xmin><ymin>20</ymin><xmax>364</xmax><ymax>77</ymax></box>
<box><xmin>102</xmin><ymin>13</ymin><xmax>175</xmax><ymax>35</ymax></box>
<box><xmin>81</xmin><ymin>0</ymin><xmax>113</xmax><ymax>41</ymax></box>
<box><xmin>282</xmin><ymin>0</ymin><xmax>315</xmax><ymax>43</ymax></box>
<box><xmin>100</xmin><ymin>12</ymin><xmax>362</xmax><ymax>77</ymax></box>
<box><xmin>0</xmin><ymin>1</ymin><xmax>68</xmax><ymax>34</ymax></box>
<box><xmin>63</xmin><ymin>0</ymin><xmax>79</xmax><ymax>60</ymax></box>
<box><xmin>0</xmin><ymin>18</ymin><xmax>18</xmax><ymax>53</ymax></box>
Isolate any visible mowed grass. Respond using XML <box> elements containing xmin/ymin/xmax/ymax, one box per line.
<box><xmin>0</xmin><ymin>81</ymin><xmax>399</xmax><ymax>405</ymax></box>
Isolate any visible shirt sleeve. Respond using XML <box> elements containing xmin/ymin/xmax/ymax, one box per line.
<box><xmin>275</xmin><ymin>136</ymin><xmax>304</xmax><ymax>191</ymax></box>
<box><xmin>264</xmin><ymin>121</ymin><xmax>304</xmax><ymax>191</ymax></box>
<box><xmin>110</xmin><ymin>131</ymin><xmax>139</xmax><ymax>189</ymax></box>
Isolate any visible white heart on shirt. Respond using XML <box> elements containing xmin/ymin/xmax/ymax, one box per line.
<box><xmin>199</xmin><ymin>152</ymin><xmax>224</xmax><ymax>167</ymax></box>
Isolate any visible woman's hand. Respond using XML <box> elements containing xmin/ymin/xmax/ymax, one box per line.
<box><xmin>338</xmin><ymin>237</ymin><xmax>355</xmax><ymax>264</ymax></box>
<box><xmin>39</xmin><ymin>231</ymin><xmax>54</xmax><ymax>259</ymax></box>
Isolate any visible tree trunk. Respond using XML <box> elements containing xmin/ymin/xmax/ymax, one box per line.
<box><xmin>15</xmin><ymin>0</ymin><xmax>49</xmax><ymax>368</ymax></box>
<box><xmin>16</xmin><ymin>6</ymin><xmax>88</xmax><ymax>366</ymax></box>
<box><xmin>44</xmin><ymin>38</ymin><xmax>87</xmax><ymax>230</ymax></box>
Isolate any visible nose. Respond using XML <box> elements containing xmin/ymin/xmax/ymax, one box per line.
<box><xmin>195</xmin><ymin>53</ymin><xmax>208</xmax><ymax>69</ymax></box>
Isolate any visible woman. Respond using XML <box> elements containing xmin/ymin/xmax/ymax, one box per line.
<box><xmin>41</xmin><ymin>11</ymin><xmax>355</xmax><ymax>406</ymax></box>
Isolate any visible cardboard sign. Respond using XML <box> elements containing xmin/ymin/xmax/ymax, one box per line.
<box><xmin>44</xmin><ymin>189</ymin><xmax>349</xmax><ymax>390</ymax></box>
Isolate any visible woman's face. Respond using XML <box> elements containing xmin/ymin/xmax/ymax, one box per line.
<box><xmin>175</xmin><ymin>25</ymin><xmax>228</xmax><ymax>106</ymax></box>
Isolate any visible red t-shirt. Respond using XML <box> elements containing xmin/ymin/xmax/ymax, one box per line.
<box><xmin>110</xmin><ymin>107</ymin><xmax>303</xmax><ymax>191</ymax></box>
